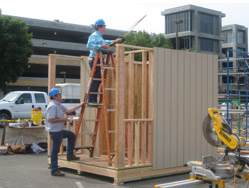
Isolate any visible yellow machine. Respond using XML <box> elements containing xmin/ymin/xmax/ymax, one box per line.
<box><xmin>203</xmin><ymin>108</ymin><xmax>246</xmax><ymax>151</ymax></box>
<box><xmin>189</xmin><ymin>108</ymin><xmax>249</xmax><ymax>187</ymax></box>
<box><xmin>155</xmin><ymin>108</ymin><xmax>249</xmax><ymax>188</ymax></box>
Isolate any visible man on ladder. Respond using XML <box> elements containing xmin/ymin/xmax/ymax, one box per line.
<box><xmin>72</xmin><ymin>19</ymin><xmax>122</xmax><ymax>165</ymax></box>
<box><xmin>86</xmin><ymin>19</ymin><xmax>122</xmax><ymax>106</ymax></box>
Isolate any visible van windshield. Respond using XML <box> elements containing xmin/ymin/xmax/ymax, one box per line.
<box><xmin>1</xmin><ymin>93</ymin><xmax>20</xmax><ymax>102</ymax></box>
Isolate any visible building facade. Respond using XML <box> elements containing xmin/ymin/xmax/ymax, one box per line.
<box><xmin>161</xmin><ymin>4</ymin><xmax>225</xmax><ymax>56</ymax></box>
<box><xmin>219</xmin><ymin>24</ymin><xmax>248</xmax><ymax>93</ymax></box>
<box><xmin>0</xmin><ymin>13</ymin><xmax>125</xmax><ymax>96</ymax></box>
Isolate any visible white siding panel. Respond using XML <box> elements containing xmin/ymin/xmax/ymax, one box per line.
<box><xmin>153</xmin><ymin>48</ymin><xmax>218</xmax><ymax>170</ymax></box>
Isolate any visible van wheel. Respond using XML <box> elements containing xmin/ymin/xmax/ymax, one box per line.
<box><xmin>0</xmin><ymin>113</ymin><xmax>10</xmax><ymax>128</ymax></box>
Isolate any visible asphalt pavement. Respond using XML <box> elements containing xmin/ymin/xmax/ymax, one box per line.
<box><xmin>0</xmin><ymin>127</ymin><xmax>248</xmax><ymax>188</ymax></box>
<box><xmin>0</xmin><ymin>152</ymin><xmax>192</xmax><ymax>188</ymax></box>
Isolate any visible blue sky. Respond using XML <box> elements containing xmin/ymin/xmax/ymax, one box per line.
<box><xmin>1</xmin><ymin>0</ymin><xmax>249</xmax><ymax>34</ymax></box>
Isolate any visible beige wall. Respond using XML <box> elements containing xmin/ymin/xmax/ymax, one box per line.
<box><xmin>153</xmin><ymin>48</ymin><xmax>218</xmax><ymax>170</ymax></box>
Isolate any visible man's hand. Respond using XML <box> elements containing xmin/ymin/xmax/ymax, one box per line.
<box><xmin>114</xmin><ymin>38</ymin><xmax>123</xmax><ymax>44</ymax></box>
<box><xmin>101</xmin><ymin>44</ymin><xmax>109</xmax><ymax>49</ymax></box>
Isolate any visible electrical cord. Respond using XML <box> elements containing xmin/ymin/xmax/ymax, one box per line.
<box><xmin>234</xmin><ymin>165</ymin><xmax>243</xmax><ymax>188</ymax></box>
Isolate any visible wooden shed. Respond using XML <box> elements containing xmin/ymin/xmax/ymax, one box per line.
<box><xmin>47</xmin><ymin>44</ymin><xmax>218</xmax><ymax>184</ymax></box>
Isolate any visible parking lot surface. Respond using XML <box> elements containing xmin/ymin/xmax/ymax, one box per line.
<box><xmin>0</xmin><ymin>127</ymin><xmax>247</xmax><ymax>188</ymax></box>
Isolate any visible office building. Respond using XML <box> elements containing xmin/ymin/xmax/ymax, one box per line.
<box><xmin>219</xmin><ymin>24</ymin><xmax>248</xmax><ymax>93</ymax></box>
<box><xmin>161</xmin><ymin>4</ymin><xmax>225</xmax><ymax>56</ymax></box>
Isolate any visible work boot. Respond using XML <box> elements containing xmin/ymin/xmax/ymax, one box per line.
<box><xmin>67</xmin><ymin>155</ymin><xmax>80</xmax><ymax>161</ymax></box>
<box><xmin>51</xmin><ymin>170</ymin><xmax>65</xmax><ymax>176</ymax></box>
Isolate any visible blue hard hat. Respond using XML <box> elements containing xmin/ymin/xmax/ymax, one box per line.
<box><xmin>49</xmin><ymin>88</ymin><xmax>61</xmax><ymax>97</ymax></box>
<box><xmin>95</xmin><ymin>19</ymin><xmax>106</xmax><ymax>26</ymax></box>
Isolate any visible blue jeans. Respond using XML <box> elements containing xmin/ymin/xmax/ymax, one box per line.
<box><xmin>49</xmin><ymin>130</ymin><xmax>75</xmax><ymax>173</ymax></box>
<box><xmin>88</xmin><ymin>58</ymin><xmax>102</xmax><ymax>103</ymax></box>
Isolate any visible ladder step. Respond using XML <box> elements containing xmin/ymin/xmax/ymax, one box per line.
<box><xmin>107</xmin><ymin>104</ymin><xmax>115</xmax><ymax>106</ymax></box>
<box><xmin>84</xmin><ymin>119</ymin><xmax>99</xmax><ymax>122</ymax></box>
<box><xmin>77</xmin><ymin>132</ymin><xmax>96</xmax><ymax>136</ymax></box>
<box><xmin>107</xmin><ymin>109</ymin><xmax>115</xmax><ymax>112</ymax></box>
<box><xmin>89</xmin><ymin>92</ymin><xmax>103</xmax><ymax>95</ymax></box>
<box><xmin>82</xmin><ymin>132</ymin><xmax>96</xmax><ymax>135</ymax></box>
<box><xmin>96</xmin><ymin>64</ymin><xmax>108</xmax><ymax>67</ymax></box>
<box><xmin>87</xmin><ymin>103</ymin><xmax>103</xmax><ymax>107</ymax></box>
<box><xmin>92</xmin><ymin>78</ymin><xmax>102</xmax><ymax>81</ymax></box>
<box><xmin>103</xmin><ymin>67</ymin><xmax>115</xmax><ymax>70</ymax></box>
<box><xmin>75</xmin><ymin>145</ymin><xmax>95</xmax><ymax>158</ymax></box>
<box><xmin>105</xmin><ymin>88</ymin><xmax>115</xmax><ymax>91</ymax></box>
<box><xmin>75</xmin><ymin>145</ymin><xmax>94</xmax><ymax>150</ymax></box>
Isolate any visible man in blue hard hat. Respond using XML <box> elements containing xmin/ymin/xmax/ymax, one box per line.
<box><xmin>46</xmin><ymin>88</ymin><xmax>84</xmax><ymax>176</ymax></box>
<box><xmin>86</xmin><ymin>19</ymin><xmax>122</xmax><ymax>106</ymax></box>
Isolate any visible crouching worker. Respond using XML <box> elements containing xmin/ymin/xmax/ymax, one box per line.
<box><xmin>46</xmin><ymin>88</ymin><xmax>83</xmax><ymax>176</ymax></box>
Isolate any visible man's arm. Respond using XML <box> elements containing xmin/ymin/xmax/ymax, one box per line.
<box><xmin>64</xmin><ymin>102</ymin><xmax>84</xmax><ymax>114</ymax></box>
<box><xmin>47</xmin><ymin>117</ymin><xmax>68</xmax><ymax>123</ymax></box>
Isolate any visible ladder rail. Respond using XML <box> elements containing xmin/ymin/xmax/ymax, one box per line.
<box><xmin>91</xmin><ymin>96</ymin><xmax>103</xmax><ymax>151</ymax></box>
<box><xmin>99</xmin><ymin>52</ymin><xmax>112</xmax><ymax>165</ymax></box>
<box><xmin>74</xmin><ymin>52</ymin><xmax>100</xmax><ymax>146</ymax></box>
<box><xmin>91</xmin><ymin>53</ymin><xmax>114</xmax><ymax>158</ymax></box>
<box><xmin>74</xmin><ymin>51</ymin><xmax>115</xmax><ymax>166</ymax></box>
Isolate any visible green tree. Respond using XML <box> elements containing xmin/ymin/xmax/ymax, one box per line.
<box><xmin>0</xmin><ymin>16</ymin><xmax>33</xmax><ymax>92</ymax></box>
<box><xmin>123</xmin><ymin>31</ymin><xmax>173</xmax><ymax>60</ymax></box>
<box><xmin>152</xmin><ymin>34</ymin><xmax>173</xmax><ymax>49</ymax></box>
<box><xmin>124</xmin><ymin>31</ymin><xmax>173</xmax><ymax>49</ymax></box>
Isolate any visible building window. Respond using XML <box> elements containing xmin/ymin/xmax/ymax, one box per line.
<box><xmin>237</xmin><ymin>48</ymin><xmax>245</xmax><ymax>58</ymax></box>
<box><xmin>222</xmin><ymin>30</ymin><xmax>232</xmax><ymax>43</ymax></box>
<box><xmin>165</xmin><ymin>11</ymin><xmax>192</xmax><ymax>34</ymax></box>
<box><xmin>199</xmin><ymin>38</ymin><xmax>213</xmax><ymax>52</ymax></box>
<box><xmin>222</xmin><ymin>61</ymin><xmax>233</xmax><ymax>69</ymax></box>
<box><xmin>199</xmin><ymin>13</ymin><xmax>218</xmax><ymax>35</ymax></box>
<box><xmin>179</xmin><ymin>37</ymin><xmax>192</xmax><ymax>49</ymax></box>
<box><xmin>237</xmin><ymin>30</ymin><xmax>245</xmax><ymax>44</ymax></box>
<box><xmin>237</xmin><ymin>61</ymin><xmax>245</xmax><ymax>72</ymax></box>
<box><xmin>222</xmin><ymin>75</ymin><xmax>236</xmax><ymax>84</ymax></box>
<box><xmin>222</xmin><ymin>48</ymin><xmax>233</xmax><ymax>57</ymax></box>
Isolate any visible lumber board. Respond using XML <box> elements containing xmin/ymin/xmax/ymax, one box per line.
<box><xmin>114</xmin><ymin>45</ymin><xmax>125</xmax><ymax>168</ymax></box>
<box><xmin>141</xmin><ymin>51</ymin><xmax>147</xmax><ymax>164</ymax></box>
<box><xmin>53</xmin><ymin>154</ymin><xmax>190</xmax><ymax>184</ymax></box>
<box><xmin>134</xmin><ymin>122</ymin><xmax>140</xmax><ymax>165</ymax></box>
<box><xmin>124</xmin><ymin>119</ymin><xmax>153</xmax><ymax>122</ymax></box>
<box><xmin>47</xmin><ymin>54</ymin><xmax>56</xmax><ymax>157</ymax></box>
<box><xmin>148</xmin><ymin>51</ymin><xmax>154</xmax><ymax>163</ymax></box>
<box><xmin>50</xmin><ymin>54</ymin><xmax>82</xmax><ymax>59</ymax></box>
<box><xmin>127</xmin><ymin>52</ymin><xmax>134</xmax><ymax>166</ymax></box>
<box><xmin>117</xmin><ymin>44</ymin><xmax>153</xmax><ymax>51</ymax></box>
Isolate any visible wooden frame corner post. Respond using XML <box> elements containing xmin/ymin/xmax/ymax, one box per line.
<box><xmin>114</xmin><ymin>45</ymin><xmax>125</xmax><ymax>168</ymax></box>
